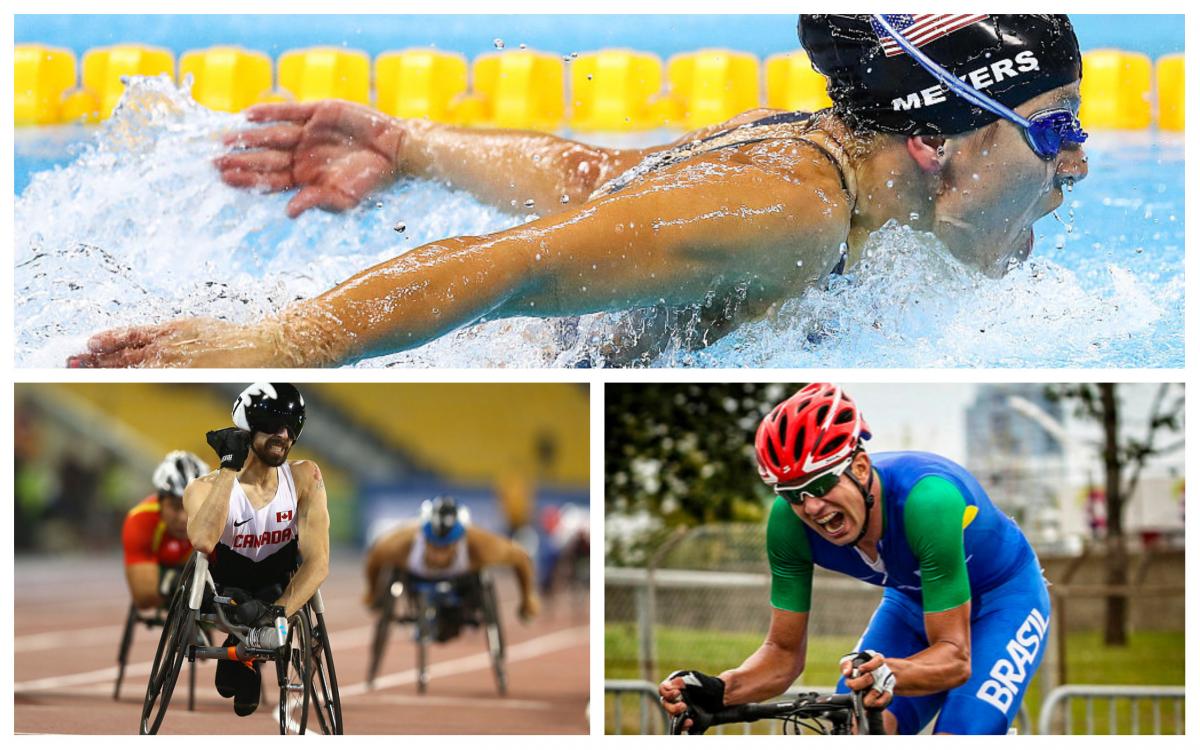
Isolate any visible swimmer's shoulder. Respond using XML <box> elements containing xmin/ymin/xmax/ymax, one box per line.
<box><xmin>668</xmin><ymin>108</ymin><xmax>788</xmax><ymax>147</ymax></box>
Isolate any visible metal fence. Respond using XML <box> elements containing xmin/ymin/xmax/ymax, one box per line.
<box><xmin>604</xmin><ymin>680</ymin><xmax>1036</xmax><ymax>735</ymax></box>
<box><xmin>1037</xmin><ymin>685</ymin><xmax>1186</xmax><ymax>735</ymax></box>
<box><xmin>606</xmin><ymin>524</ymin><xmax>885</xmax><ymax>682</ymax></box>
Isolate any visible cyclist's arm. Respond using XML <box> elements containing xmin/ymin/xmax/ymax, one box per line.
<box><xmin>883</xmin><ymin>604</ymin><xmax>971</xmax><ymax>696</ymax></box>
<box><xmin>886</xmin><ymin>477</ymin><xmax>974</xmax><ymax>695</ymax></box>
<box><xmin>719</xmin><ymin>496</ymin><xmax>815</xmax><ymax>703</ymax></box>
<box><xmin>720</xmin><ymin>607</ymin><xmax>810</xmax><ymax>704</ymax></box>
<box><xmin>278</xmin><ymin>461</ymin><xmax>331</xmax><ymax>616</ymax></box>
<box><xmin>183</xmin><ymin>471</ymin><xmax>234</xmax><ymax>554</ymax></box>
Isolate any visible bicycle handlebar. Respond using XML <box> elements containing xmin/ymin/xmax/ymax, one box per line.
<box><xmin>669</xmin><ymin>693</ymin><xmax>884</xmax><ymax>735</ymax></box>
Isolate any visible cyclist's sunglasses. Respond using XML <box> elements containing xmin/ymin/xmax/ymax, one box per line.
<box><xmin>776</xmin><ymin>465</ymin><xmax>845</xmax><ymax>505</ymax></box>
<box><xmin>1022</xmin><ymin>108</ymin><xmax>1088</xmax><ymax>161</ymax></box>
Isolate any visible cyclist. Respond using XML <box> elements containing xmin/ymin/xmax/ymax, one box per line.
<box><xmin>660</xmin><ymin>382</ymin><xmax>1050</xmax><ymax>735</ymax></box>
<box><xmin>121</xmin><ymin>451</ymin><xmax>209</xmax><ymax>609</ymax></box>
<box><xmin>73</xmin><ymin>15</ymin><xmax>1087</xmax><ymax>367</ymax></box>
<box><xmin>364</xmin><ymin>495</ymin><xmax>540</xmax><ymax>633</ymax></box>
<box><xmin>185</xmin><ymin>382</ymin><xmax>330</xmax><ymax>717</ymax></box>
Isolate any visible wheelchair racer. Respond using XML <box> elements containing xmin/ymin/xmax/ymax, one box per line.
<box><xmin>364</xmin><ymin>495</ymin><xmax>540</xmax><ymax>632</ymax></box>
<box><xmin>660</xmin><ymin>383</ymin><xmax>1051</xmax><ymax>735</ymax></box>
<box><xmin>121</xmin><ymin>451</ymin><xmax>209</xmax><ymax>609</ymax></box>
<box><xmin>184</xmin><ymin>382</ymin><xmax>330</xmax><ymax>717</ymax></box>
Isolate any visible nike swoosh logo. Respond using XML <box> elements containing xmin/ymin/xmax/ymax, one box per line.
<box><xmin>234</xmin><ymin>518</ymin><xmax>252</xmax><ymax>528</ymax></box>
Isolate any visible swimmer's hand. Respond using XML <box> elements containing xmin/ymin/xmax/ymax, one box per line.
<box><xmin>67</xmin><ymin>318</ymin><xmax>288</xmax><ymax>368</ymax></box>
<box><xmin>217</xmin><ymin>100</ymin><xmax>405</xmax><ymax>218</ymax></box>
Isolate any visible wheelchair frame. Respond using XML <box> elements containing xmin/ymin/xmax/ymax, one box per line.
<box><xmin>139</xmin><ymin>552</ymin><xmax>343</xmax><ymax>735</ymax></box>
<box><xmin>367</xmin><ymin>566</ymin><xmax>507</xmax><ymax>695</ymax></box>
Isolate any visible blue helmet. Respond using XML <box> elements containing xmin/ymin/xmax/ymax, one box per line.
<box><xmin>421</xmin><ymin>495</ymin><xmax>467</xmax><ymax>546</ymax></box>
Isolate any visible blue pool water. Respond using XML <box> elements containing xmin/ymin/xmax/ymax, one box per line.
<box><xmin>13</xmin><ymin>15</ymin><xmax>1186</xmax><ymax>368</ymax></box>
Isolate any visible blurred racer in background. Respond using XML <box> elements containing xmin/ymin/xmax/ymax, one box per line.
<box><xmin>364</xmin><ymin>495</ymin><xmax>541</xmax><ymax>623</ymax></box>
<box><xmin>121</xmin><ymin>451</ymin><xmax>209</xmax><ymax>609</ymax></box>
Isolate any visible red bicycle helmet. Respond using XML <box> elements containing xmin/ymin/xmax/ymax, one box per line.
<box><xmin>755</xmin><ymin>383</ymin><xmax>872</xmax><ymax>488</ymax></box>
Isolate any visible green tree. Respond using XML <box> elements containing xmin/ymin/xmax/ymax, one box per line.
<box><xmin>1048</xmin><ymin>383</ymin><xmax>1185</xmax><ymax>646</ymax></box>
<box><xmin>606</xmin><ymin>383</ymin><xmax>804</xmax><ymax>539</ymax></box>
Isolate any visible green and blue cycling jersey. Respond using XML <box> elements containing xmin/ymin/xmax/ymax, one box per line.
<box><xmin>767</xmin><ymin>451</ymin><xmax>1035</xmax><ymax>614</ymax></box>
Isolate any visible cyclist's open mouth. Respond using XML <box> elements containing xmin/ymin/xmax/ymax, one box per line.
<box><xmin>815</xmin><ymin>510</ymin><xmax>848</xmax><ymax>538</ymax></box>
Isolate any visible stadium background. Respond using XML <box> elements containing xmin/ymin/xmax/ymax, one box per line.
<box><xmin>14</xmin><ymin>381</ymin><xmax>590</xmax><ymax>734</ymax></box>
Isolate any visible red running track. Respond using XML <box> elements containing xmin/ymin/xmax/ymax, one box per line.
<box><xmin>15</xmin><ymin>553</ymin><xmax>590</xmax><ymax>734</ymax></box>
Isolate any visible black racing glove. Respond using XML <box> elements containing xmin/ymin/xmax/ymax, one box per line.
<box><xmin>225</xmin><ymin>587</ymin><xmax>277</xmax><ymax>627</ymax></box>
<box><xmin>667</xmin><ymin>669</ymin><xmax>726</xmax><ymax>713</ymax></box>
<box><xmin>206</xmin><ymin>427</ymin><xmax>251</xmax><ymax>470</ymax></box>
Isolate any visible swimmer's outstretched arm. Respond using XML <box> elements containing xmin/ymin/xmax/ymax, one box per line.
<box><xmin>75</xmin><ymin>147</ymin><xmax>850</xmax><ymax>367</ymax></box>
<box><xmin>217</xmin><ymin>100</ymin><xmax>649</xmax><ymax>217</ymax></box>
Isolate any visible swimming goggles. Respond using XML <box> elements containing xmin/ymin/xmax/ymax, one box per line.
<box><xmin>873</xmin><ymin>14</ymin><xmax>1087</xmax><ymax>160</ymax></box>
<box><xmin>775</xmin><ymin>458</ymin><xmax>850</xmax><ymax>505</ymax></box>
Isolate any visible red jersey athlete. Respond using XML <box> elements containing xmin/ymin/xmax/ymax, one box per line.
<box><xmin>121</xmin><ymin>451</ymin><xmax>210</xmax><ymax>609</ymax></box>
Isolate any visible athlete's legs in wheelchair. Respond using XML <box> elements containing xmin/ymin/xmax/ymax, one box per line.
<box><xmin>141</xmin><ymin>553</ymin><xmax>343</xmax><ymax>734</ymax></box>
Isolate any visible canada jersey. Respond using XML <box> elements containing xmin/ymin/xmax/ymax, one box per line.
<box><xmin>217</xmin><ymin>463</ymin><xmax>298</xmax><ymax>562</ymax></box>
<box><xmin>407</xmin><ymin>531</ymin><xmax>471</xmax><ymax>580</ymax></box>
<box><xmin>768</xmin><ymin>451</ymin><xmax>1035</xmax><ymax>613</ymax></box>
<box><xmin>122</xmin><ymin>495</ymin><xmax>192</xmax><ymax>567</ymax></box>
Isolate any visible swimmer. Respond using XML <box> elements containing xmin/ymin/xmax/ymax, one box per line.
<box><xmin>72</xmin><ymin>14</ymin><xmax>1088</xmax><ymax>368</ymax></box>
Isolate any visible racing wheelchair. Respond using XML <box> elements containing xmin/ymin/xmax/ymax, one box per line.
<box><xmin>366</xmin><ymin>567</ymin><xmax>506</xmax><ymax>694</ymax></box>
<box><xmin>115</xmin><ymin>601</ymin><xmax>208</xmax><ymax>709</ymax></box>
<box><xmin>139</xmin><ymin>552</ymin><xmax>343</xmax><ymax>734</ymax></box>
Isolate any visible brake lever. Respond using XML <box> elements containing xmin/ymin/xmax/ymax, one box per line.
<box><xmin>850</xmin><ymin>653</ymin><xmax>872</xmax><ymax>732</ymax></box>
<box><xmin>671</xmin><ymin>703</ymin><xmax>715</xmax><ymax>735</ymax></box>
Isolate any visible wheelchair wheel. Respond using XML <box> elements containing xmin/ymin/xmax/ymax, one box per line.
<box><xmin>414</xmin><ymin>591</ymin><xmax>432</xmax><ymax>694</ymax></box>
<box><xmin>367</xmin><ymin>568</ymin><xmax>397</xmax><ymax>689</ymax></box>
<box><xmin>307</xmin><ymin>607</ymin><xmax>344</xmax><ymax>734</ymax></box>
<box><xmin>114</xmin><ymin>603</ymin><xmax>138</xmax><ymax>700</ymax></box>
<box><xmin>480</xmin><ymin>574</ymin><xmax>507</xmax><ymax>695</ymax></box>
<box><xmin>278</xmin><ymin>611</ymin><xmax>312</xmax><ymax>735</ymax></box>
<box><xmin>139</xmin><ymin>570</ymin><xmax>194</xmax><ymax>734</ymax></box>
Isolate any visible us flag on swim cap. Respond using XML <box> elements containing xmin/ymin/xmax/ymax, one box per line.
<box><xmin>871</xmin><ymin>14</ymin><xmax>990</xmax><ymax>57</ymax></box>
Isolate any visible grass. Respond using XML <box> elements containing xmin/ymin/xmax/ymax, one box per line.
<box><xmin>604</xmin><ymin>624</ymin><xmax>1184</xmax><ymax>734</ymax></box>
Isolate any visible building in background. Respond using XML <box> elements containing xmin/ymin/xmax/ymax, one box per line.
<box><xmin>965</xmin><ymin>384</ymin><xmax>1068</xmax><ymax>549</ymax></box>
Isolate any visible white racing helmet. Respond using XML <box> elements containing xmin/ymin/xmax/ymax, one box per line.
<box><xmin>153</xmin><ymin>450</ymin><xmax>210</xmax><ymax>497</ymax></box>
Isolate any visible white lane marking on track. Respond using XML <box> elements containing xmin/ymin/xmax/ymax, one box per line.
<box><xmin>15</xmin><ymin>624</ymin><xmax>586</xmax><ymax>697</ymax></box>
<box><xmin>14</xmin><ymin>622</ymin><xmax>369</xmax><ymax>693</ymax></box>
<box><xmin>359</xmin><ymin>694</ymin><xmax>554</xmax><ymax>710</ymax></box>
<box><xmin>15</xmin><ymin>625</ymin><xmax>126</xmax><ymax>652</ymax></box>
<box><xmin>338</xmin><ymin>625</ymin><xmax>589</xmax><ymax>698</ymax></box>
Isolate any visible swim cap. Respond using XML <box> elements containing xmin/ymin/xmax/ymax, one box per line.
<box><xmin>798</xmin><ymin>14</ymin><xmax>1081</xmax><ymax>135</ymax></box>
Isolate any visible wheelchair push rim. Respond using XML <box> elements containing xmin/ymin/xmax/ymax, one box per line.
<box><xmin>278</xmin><ymin>610</ymin><xmax>312</xmax><ymax>735</ymax></box>
<box><xmin>308</xmin><ymin>608</ymin><xmax>344</xmax><ymax>734</ymax></box>
<box><xmin>139</xmin><ymin>560</ymin><xmax>196</xmax><ymax>734</ymax></box>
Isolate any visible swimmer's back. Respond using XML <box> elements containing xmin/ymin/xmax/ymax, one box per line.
<box><xmin>593</xmin><ymin>109</ymin><xmax>849</xmax><ymax>199</ymax></box>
